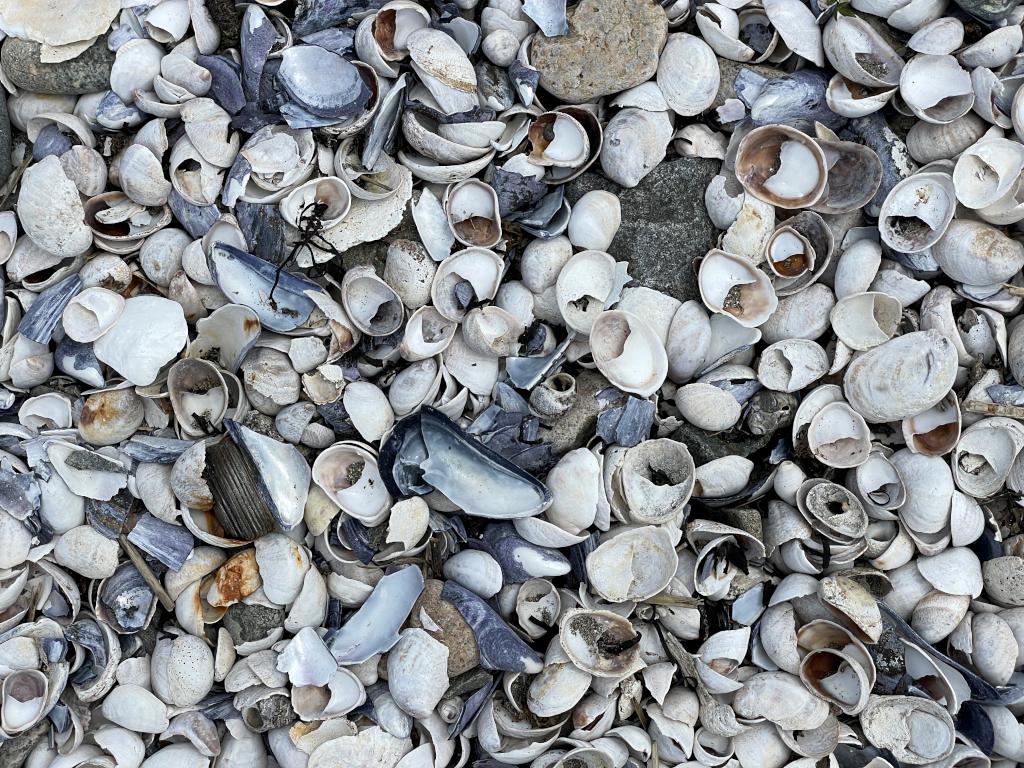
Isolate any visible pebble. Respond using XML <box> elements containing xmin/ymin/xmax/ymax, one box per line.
<box><xmin>408</xmin><ymin>579</ymin><xmax>480</xmax><ymax>676</ymax></box>
<box><xmin>222</xmin><ymin>602</ymin><xmax>286</xmax><ymax>645</ymax></box>
<box><xmin>0</xmin><ymin>36</ymin><xmax>114</xmax><ymax>94</ymax></box>
<box><xmin>566</xmin><ymin>156</ymin><xmax>719</xmax><ymax>305</ymax></box>
<box><xmin>530</xmin><ymin>0</ymin><xmax>668</xmax><ymax>103</ymax></box>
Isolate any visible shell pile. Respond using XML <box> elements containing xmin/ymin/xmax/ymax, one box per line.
<box><xmin>0</xmin><ymin>0</ymin><xmax>1024</xmax><ymax>768</ymax></box>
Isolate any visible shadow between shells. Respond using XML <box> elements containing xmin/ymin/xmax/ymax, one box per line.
<box><xmin>0</xmin><ymin>0</ymin><xmax>1022</xmax><ymax>768</ymax></box>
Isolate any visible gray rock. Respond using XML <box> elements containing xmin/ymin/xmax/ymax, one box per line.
<box><xmin>1</xmin><ymin>38</ymin><xmax>114</xmax><ymax>95</ymax></box>
<box><xmin>0</xmin><ymin>90</ymin><xmax>11</xmax><ymax>185</ymax></box>
<box><xmin>565</xmin><ymin>156</ymin><xmax>720</xmax><ymax>305</ymax></box>
<box><xmin>671</xmin><ymin>420</ymin><xmax>773</xmax><ymax>466</ymax></box>
<box><xmin>540</xmin><ymin>369</ymin><xmax>609</xmax><ymax>457</ymax></box>
<box><xmin>0</xmin><ymin>721</ymin><xmax>48</xmax><ymax>768</ymax></box>
<box><xmin>223</xmin><ymin>602</ymin><xmax>286</xmax><ymax>644</ymax></box>
<box><xmin>206</xmin><ymin>0</ymin><xmax>242</xmax><ymax>51</ymax></box>
<box><xmin>953</xmin><ymin>0</ymin><xmax>1019</xmax><ymax>21</ymax></box>
<box><xmin>530</xmin><ymin>0</ymin><xmax>668</xmax><ymax>103</ymax></box>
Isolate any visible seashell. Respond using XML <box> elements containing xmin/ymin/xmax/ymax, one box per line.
<box><xmin>110</xmin><ymin>38</ymin><xmax>164</xmax><ymax>102</ymax></box>
<box><xmin>102</xmin><ymin>684</ymin><xmax>170</xmax><ymax>734</ymax></box>
<box><xmin>933</xmin><ymin>219</ymin><xmax>1024</xmax><ymax>286</ymax></box>
<box><xmin>843</xmin><ymin>330</ymin><xmax>958</xmax><ymax>423</ymax></box>
<box><xmin>806</xmin><ymin>401</ymin><xmax>871</xmax><ymax>468</ymax></box>
<box><xmin>828</xmin><ymin>291</ymin><xmax>902</xmax><ymax>352</ymax></box>
<box><xmin>589</xmin><ymin>310</ymin><xmax>668</xmax><ymax>397</ymax></box>
<box><xmin>859</xmin><ymin>696</ymin><xmax>954</xmax><ymax>765</ymax></box>
<box><xmin>210</xmin><ymin>244</ymin><xmax>321</xmax><ymax>333</ymax></box>
<box><xmin>17</xmin><ymin>155</ymin><xmax>92</xmax><ymax>259</ymax></box>
<box><xmin>168</xmin><ymin>359</ymin><xmax>229</xmax><ymax>437</ymax></box>
<box><xmin>951</xmin><ymin>418</ymin><xmax>1024</xmax><ymax>498</ymax></box>
<box><xmin>280</xmin><ymin>177</ymin><xmax>352</xmax><ymax>231</ymax></box>
<box><xmin>90</xmin><ymin>295</ymin><xmax>188</xmax><ymax>387</ymax></box>
<box><xmin>900</xmin><ymin>54</ymin><xmax>974</xmax><ymax>124</ymax></box>
<box><xmin>824</xmin><ymin>15</ymin><xmax>904</xmax><ymax>88</ymax></box>
<box><xmin>658</xmin><ymin>33</ymin><xmax>719</xmax><ymax>116</ymax></box>
<box><xmin>675</xmin><ymin>383</ymin><xmax>742</xmax><ymax>432</ymax></box>
<box><xmin>119</xmin><ymin>144</ymin><xmax>172</xmax><ymax>208</ymax></box>
<box><xmin>698</xmin><ymin>249</ymin><xmax>778</xmax><ymax>328</ymax></box>
<box><xmin>732</xmin><ymin>671</ymin><xmax>830</xmax><ymax>730</ymax></box>
<box><xmin>527</xmin><ymin>111</ymin><xmax>590</xmax><ymax>173</ymax></box>
<box><xmin>587</xmin><ymin>526</ymin><xmax>678</xmax><ymax>602</ymax></box>
<box><xmin>887</xmin><ymin>450</ymin><xmax>953</xmax><ymax>540</ymax></box>
<box><xmin>735</xmin><ymin>125</ymin><xmax>828</xmax><ymax>209</ymax></box>
<box><xmin>567</xmin><ymin>191</ymin><xmax>620</xmax><ymax>252</ymax></box>
<box><xmin>600</xmin><ymin>108</ymin><xmax>674</xmax><ymax>188</ymax></box>
<box><xmin>312</xmin><ymin>442</ymin><xmax>391</xmax><ymax>526</ymax></box>
<box><xmin>79</xmin><ymin>387</ymin><xmax>146</xmax><ymax>446</ymax></box>
<box><xmin>902</xmin><ymin>392</ymin><xmax>960</xmax><ymax>456</ymax></box>
<box><xmin>444</xmin><ymin>179</ymin><xmax>502</xmax><ymax>248</ymax></box>
<box><xmin>757</xmin><ymin>339</ymin><xmax>828</xmax><ymax>393</ymax></box>
<box><xmin>431</xmin><ymin>248</ymin><xmax>503</xmax><ymax>323</ymax></box>
<box><xmin>878</xmin><ymin>172</ymin><xmax>956</xmax><ymax>253</ymax></box>
<box><xmin>406</xmin><ymin>28</ymin><xmax>478</xmax><ymax>114</ymax></box>
<box><xmin>386</xmin><ymin>629</ymin><xmax>449</xmax><ymax>718</ymax></box>
<box><xmin>559</xmin><ymin>609</ymin><xmax>643</xmax><ymax>678</ymax></box>
<box><xmin>190</xmin><ymin>304</ymin><xmax>262</xmax><ymax>373</ymax></box>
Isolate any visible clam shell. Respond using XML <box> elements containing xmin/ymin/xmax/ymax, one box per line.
<box><xmin>843</xmin><ymin>330</ymin><xmax>958</xmax><ymax>423</ymax></box>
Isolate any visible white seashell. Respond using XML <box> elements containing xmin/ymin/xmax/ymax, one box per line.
<box><xmin>958</xmin><ymin>24</ymin><xmax>1022</xmax><ymax>68</ymax></box>
<box><xmin>442</xmin><ymin>550</ymin><xmax>503</xmax><ymax>598</ymax></box>
<box><xmin>911</xmin><ymin>590</ymin><xmax>970</xmax><ymax>643</ymax></box>
<box><xmin>589</xmin><ymin>528</ymin><xmax>675</xmax><ymax>606</ymax></box>
<box><xmin>527</xmin><ymin>111</ymin><xmax>590</xmax><ymax>169</ymax></box>
<box><xmin>843</xmin><ymin>330</ymin><xmax>958</xmax><ymax>423</ymax></box>
<box><xmin>657</xmin><ymin>33</ymin><xmax>719</xmax><ymax>116</ymax></box>
<box><xmin>824</xmin><ymin>15</ymin><xmax>904</xmax><ymax>87</ymax></box>
<box><xmin>94</xmin><ymin>296</ymin><xmax>189</xmax><ymax>387</ymax></box>
<box><xmin>951</xmin><ymin>418</ymin><xmax>1024</xmax><ymax>498</ymax></box>
<box><xmin>902</xmin><ymin>392</ymin><xmax>960</xmax><ymax>457</ymax></box>
<box><xmin>568</xmin><ymin>191</ymin><xmax>621</xmax><ymax>252</ymax></box>
<box><xmin>110</xmin><ymin>38</ymin><xmax>165</xmax><ymax>102</ymax></box>
<box><xmin>152</xmin><ymin>634</ymin><xmax>215</xmax><ymax>707</ymax></box>
<box><xmin>917</xmin><ymin>547</ymin><xmax>983</xmax><ymax>597</ymax></box>
<box><xmin>666</xmin><ymin>300</ymin><xmax>711</xmax><ymax>383</ymax></box>
<box><xmin>102</xmin><ymin>685</ymin><xmax>170</xmax><ymax>733</ymax></box>
<box><xmin>933</xmin><ymin>219</ymin><xmax>1024</xmax><ymax>286</ymax></box>
<box><xmin>757</xmin><ymin>339</ymin><xmax>828</xmax><ymax>393</ymax></box>
<box><xmin>281</xmin><ymin>177</ymin><xmax>352</xmax><ymax>231</ymax></box>
<box><xmin>736</xmin><ymin>125</ymin><xmax>828</xmax><ymax>210</ymax></box>
<box><xmin>17</xmin><ymin>155</ymin><xmax>92</xmax><ymax>259</ymax></box>
<box><xmin>829</xmin><ymin>292</ymin><xmax>902</xmax><ymax>351</ymax></box>
<box><xmin>383</xmin><ymin>240</ymin><xmax>436</xmax><ymax>309</ymax></box>
<box><xmin>386</xmin><ymin>629</ymin><xmax>449</xmax><ymax>719</ymax></box>
<box><xmin>600</xmin><ymin>108</ymin><xmax>674</xmax><ymax>188</ymax></box>
<box><xmin>899</xmin><ymin>54</ymin><xmax>974</xmax><ymax>124</ymax></box>
<box><xmin>698</xmin><ymin>249</ymin><xmax>778</xmax><ymax>328</ymax></box>
<box><xmin>254</xmin><ymin>533</ymin><xmax>310</xmax><ymax>606</ymax></box>
<box><xmin>406</xmin><ymin>28</ymin><xmax>478</xmax><ymax>114</ymax></box>
<box><xmin>312</xmin><ymin>442</ymin><xmax>391</xmax><ymax>526</ymax></box>
<box><xmin>431</xmin><ymin>248</ymin><xmax>503</xmax><ymax>323</ymax></box>
<box><xmin>590</xmin><ymin>310</ymin><xmax>668</xmax><ymax>397</ymax></box>
<box><xmin>891</xmin><ymin>449</ymin><xmax>953</xmax><ymax>535</ymax></box>
<box><xmin>555</xmin><ymin>250</ymin><xmax>627</xmax><ymax>334</ymax></box>
<box><xmin>54</xmin><ymin>525</ymin><xmax>119</xmax><ymax>579</ymax></box>
<box><xmin>760</xmin><ymin>284</ymin><xmax>836</xmax><ymax>344</ymax></box>
<box><xmin>343</xmin><ymin>381</ymin><xmax>395</xmax><ymax>443</ymax></box>
<box><xmin>861</xmin><ymin>696</ymin><xmax>955</xmax><ymax>764</ymax></box>
<box><xmin>342</xmin><ymin>265</ymin><xmax>406</xmax><ymax>337</ymax></box>
<box><xmin>675</xmin><ymin>383</ymin><xmax>742</xmax><ymax>432</ymax></box>
<box><xmin>444</xmin><ymin>179</ymin><xmax>502</xmax><ymax>248</ymax></box>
